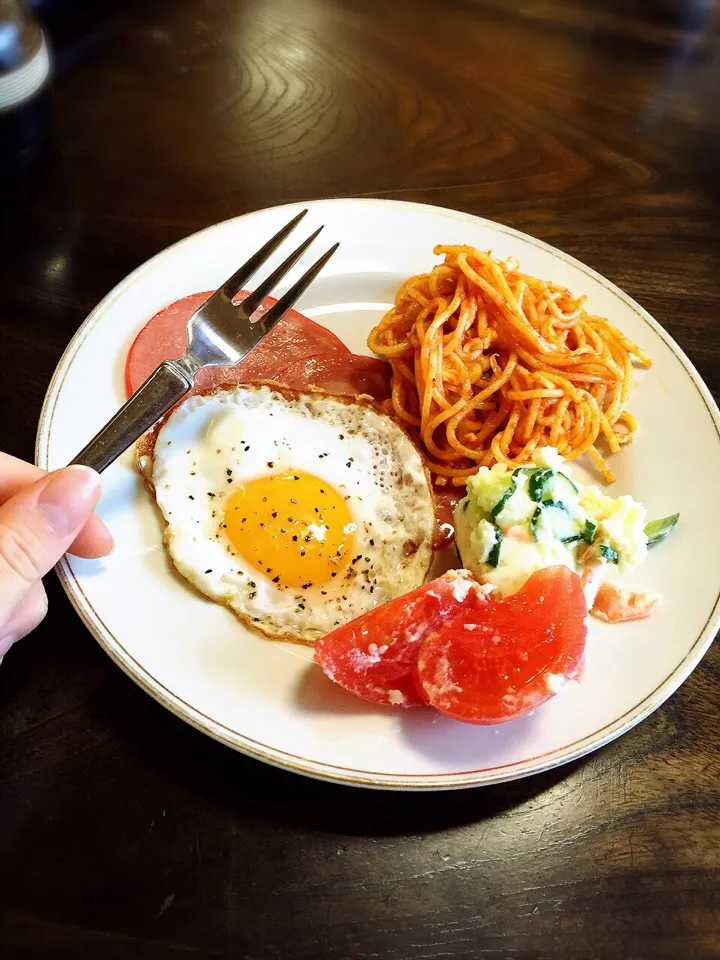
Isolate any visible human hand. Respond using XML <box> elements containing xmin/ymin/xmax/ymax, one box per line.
<box><xmin>0</xmin><ymin>454</ymin><xmax>114</xmax><ymax>657</ymax></box>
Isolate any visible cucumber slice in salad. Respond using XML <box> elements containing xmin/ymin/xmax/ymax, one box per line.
<box><xmin>597</xmin><ymin>544</ymin><xmax>619</xmax><ymax>564</ymax></box>
<box><xmin>491</xmin><ymin>465</ymin><xmax>578</xmax><ymax>520</ymax></box>
<box><xmin>490</xmin><ymin>480</ymin><xmax>517</xmax><ymax>521</ymax></box>
<box><xmin>561</xmin><ymin>518</ymin><xmax>597</xmax><ymax>545</ymax></box>
<box><xmin>530</xmin><ymin>500</ymin><xmax>570</xmax><ymax>540</ymax></box>
<box><xmin>528</xmin><ymin>467</ymin><xmax>578</xmax><ymax>503</ymax></box>
<box><xmin>487</xmin><ymin>526</ymin><xmax>503</xmax><ymax>567</ymax></box>
<box><xmin>644</xmin><ymin>513</ymin><xmax>679</xmax><ymax>546</ymax></box>
<box><xmin>527</xmin><ymin>468</ymin><xmax>554</xmax><ymax>502</ymax></box>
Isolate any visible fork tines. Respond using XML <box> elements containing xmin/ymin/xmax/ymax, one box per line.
<box><xmin>254</xmin><ymin>242</ymin><xmax>340</xmax><ymax>336</ymax></box>
<box><xmin>241</xmin><ymin>225</ymin><xmax>325</xmax><ymax>318</ymax></box>
<box><xmin>214</xmin><ymin>211</ymin><xmax>338</xmax><ymax>333</ymax></box>
<box><xmin>220</xmin><ymin>209</ymin><xmax>308</xmax><ymax>301</ymax></box>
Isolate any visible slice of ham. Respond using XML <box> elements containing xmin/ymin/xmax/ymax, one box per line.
<box><xmin>274</xmin><ymin>353</ymin><xmax>391</xmax><ymax>401</ymax></box>
<box><xmin>124</xmin><ymin>291</ymin><xmax>351</xmax><ymax>397</ymax></box>
<box><xmin>127</xmin><ymin>289</ymin><xmax>449</xmax><ymax>538</ymax></box>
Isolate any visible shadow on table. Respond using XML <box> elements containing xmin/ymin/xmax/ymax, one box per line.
<box><xmin>83</xmin><ymin>647</ymin><xmax>584</xmax><ymax>838</ymax></box>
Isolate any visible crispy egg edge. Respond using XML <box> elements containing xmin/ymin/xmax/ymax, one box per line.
<box><xmin>136</xmin><ymin>379</ymin><xmax>438</xmax><ymax>645</ymax></box>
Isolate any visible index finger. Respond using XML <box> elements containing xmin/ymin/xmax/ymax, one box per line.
<box><xmin>0</xmin><ymin>453</ymin><xmax>114</xmax><ymax>558</ymax></box>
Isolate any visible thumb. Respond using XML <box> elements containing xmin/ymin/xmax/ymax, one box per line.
<box><xmin>0</xmin><ymin>466</ymin><xmax>101</xmax><ymax>618</ymax></box>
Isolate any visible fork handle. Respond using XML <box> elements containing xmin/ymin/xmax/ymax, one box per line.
<box><xmin>70</xmin><ymin>361</ymin><xmax>193</xmax><ymax>473</ymax></box>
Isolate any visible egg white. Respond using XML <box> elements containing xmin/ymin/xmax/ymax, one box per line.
<box><xmin>141</xmin><ymin>384</ymin><xmax>436</xmax><ymax>643</ymax></box>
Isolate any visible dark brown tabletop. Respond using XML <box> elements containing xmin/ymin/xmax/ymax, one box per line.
<box><xmin>1</xmin><ymin>1</ymin><xmax>719</xmax><ymax>957</ymax></box>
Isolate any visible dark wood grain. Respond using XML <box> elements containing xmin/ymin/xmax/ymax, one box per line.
<box><xmin>1</xmin><ymin>1</ymin><xmax>719</xmax><ymax>957</ymax></box>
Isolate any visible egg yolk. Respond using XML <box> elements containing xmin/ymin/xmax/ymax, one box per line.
<box><xmin>224</xmin><ymin>471</ymin><xmax>355</xmax><ymax>588</ymax></box>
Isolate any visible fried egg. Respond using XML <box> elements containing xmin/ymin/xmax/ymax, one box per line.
<box><xmin>141</xmin><ymin>384</ymin><xmax>435</xmax><ymax>644</ymax></box>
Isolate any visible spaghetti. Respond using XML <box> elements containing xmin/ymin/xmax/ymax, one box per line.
<box><xmin>368</xmin><ymin>245</ymin><xmax>651</xmax><ymax>486</ymax></box>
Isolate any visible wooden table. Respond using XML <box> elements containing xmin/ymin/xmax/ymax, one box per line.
<box><xmin>2</xmin><ymin>1</ymin><xmax>719</xmax><ymax>956</ymax></box>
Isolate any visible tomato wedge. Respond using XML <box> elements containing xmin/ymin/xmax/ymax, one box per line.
<box><xmin>415</xmin><ymin>566</ymin><xmax>587</xmax><ymax>724</ymax></box>
<box><xmin>314</xmin><ymin>571</ymin><xmax>486</xmax><ymax>707</ymax></box>
<box><xmin>315</xmin><ymin>566</ymin><xmax>587</xmax><ymax>723</ymax></box>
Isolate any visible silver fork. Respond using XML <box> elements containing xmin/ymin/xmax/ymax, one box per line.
<box><xmin>71</xmin><ymin>210</ymin><xmax>338</xmax><ymax>473</ymax></box>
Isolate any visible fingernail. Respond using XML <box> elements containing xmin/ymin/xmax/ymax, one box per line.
<box><xmin>37</xmin><ymin>466</ymin><xmax>101</xmax><ymax>537</ymax></box>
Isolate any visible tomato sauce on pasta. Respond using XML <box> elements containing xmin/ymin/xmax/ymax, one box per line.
<box><xmin>368</xmin><ymin>245</ymin><xmax>651</xmax><ymax>486</ymax></box>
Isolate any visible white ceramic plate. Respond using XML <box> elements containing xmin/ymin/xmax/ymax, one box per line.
<box><xmin>37</xmin><ymin>199</ymin><xmax>720</xmax><ymax>790</ymax></box>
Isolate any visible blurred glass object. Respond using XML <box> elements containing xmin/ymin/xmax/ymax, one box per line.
<box><xmin>0</xmin><ymin>0</ymin><xmax>51</xmax><ymax>170</ymax></box>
